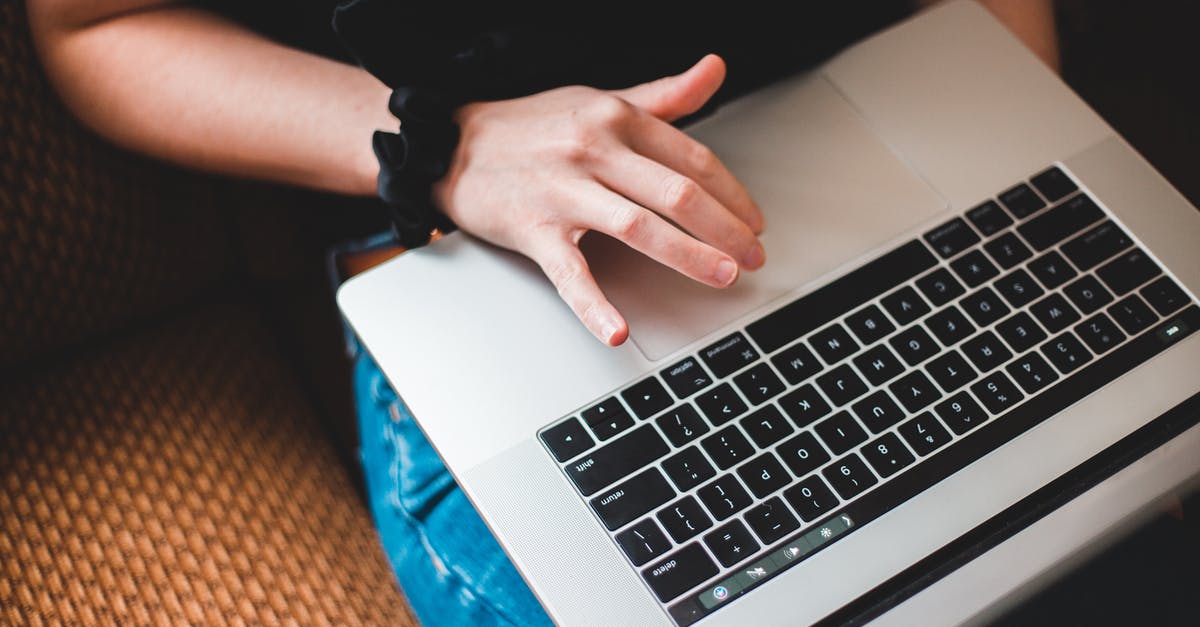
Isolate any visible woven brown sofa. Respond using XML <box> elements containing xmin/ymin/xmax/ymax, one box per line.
<box><xmin>0</xmin><ymin>0</ymin><xmax>416</xmax><ymax>623</ymax></box>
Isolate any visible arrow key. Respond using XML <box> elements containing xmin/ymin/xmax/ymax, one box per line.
<box><xmin>622</xmin><ymin>376</ymin><xmax>673</xmax><ymax>419</ymax></box>
<box><xmin>540</xmin><ymin>417</ymin><xmax>594</xmax><ymax>462</ymax></box>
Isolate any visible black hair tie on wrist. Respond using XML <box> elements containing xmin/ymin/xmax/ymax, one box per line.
<box><xmin>373</xmin><ymin>87</ymin><xmax>461</xmax><ymax>248</ymax></box>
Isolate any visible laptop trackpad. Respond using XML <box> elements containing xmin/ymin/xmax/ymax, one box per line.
<box><xmin>585</xmin><ymin>74</ymin><xmax>947</xmax><ymax>361</ymax></box>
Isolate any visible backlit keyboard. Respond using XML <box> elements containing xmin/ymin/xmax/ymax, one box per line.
<box><xmin>538</xmin><ymin>165</ymin><xmax>1199</xmax><ymax>625</ymax></box>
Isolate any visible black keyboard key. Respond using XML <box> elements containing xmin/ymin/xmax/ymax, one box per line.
<box><xmin>697</xmin><ymin>475</ymin><xmax>753</xmax><ymax>521</ymax></box>
<box><xmin>1018</xmin><ymin>193</ymin><xmax>1103</xmax><ymax>250</ymax></box>
<box><xmin>777</xmin><ymin>431</ymin><xmax>832</xmax><ymax>477</ymax></box>
<box><xmin>971</xmin><ymin>372</ymin><xmax>1025</xmax><ymax>415</ymax></box>
<box><xmin>916</xmin><ymin>268</ymin><xmax>967</xmax><ymax>307</ymax></box>
<box><xmin>541</xmin><ymin>418</ymin><xmax>594</xmax><ymax>462</ymax></box>
<box><xmin>590</xmin><ymin>468</ymin><xmax>675</xmax><ymax>530</ymax></box>
<box><xmin>771</xmin><ymin>343</ymin><xmax>822</xmax><ymax>385</ymax></box>
<box><xmin>1040</xmin><ymin>332</ymin><xmax>1093</xmax><ymax>374</ymax></box>
<box><xmin>1000</xmin><ymin>182</ymin><xmax>1047</xmax><ymax>219</ymax></box>
<box><xmin>582</xmin><ymin>397</ymin><xmax>633</xmax><ymax>441</ymax></box>
<box><xmin>899</xmin><ymin>412</ymin><xmax>952</xmax><ymax>456</ymax></box>
<box><xmin>740</xmin><ymin>405</ymin><xmax>794</xmax><ymax>448</ymax></box>
<box><xmin>926</xmin><ymin>350</ymin><xmax>977</xmax><ymax>392</ymax></box>
<box><xmin>616</xmin><ymin>519</ymin><xmax>672</xmax><ymax>567</ymax></box>
<box><xmin>1030</xmin><ymin>166</ymin><xmax>1078</xmax><ymax>202</ymax></box>
<box><xmin>566</xmin><ymin>424</ymin><xmax>670</xmax><ymax>496</ymax></box>
<box><xmin>661</xmin><ymin>357</ymin><xmax>713</xmax><ymax>399</ymax></box>
<box><xmin>823</xmin><ymin>454</ymin><xmax>879</xmax><ymax>500</ymax></box>
<box><xmin>853</xmin><ymin>345</ymin><xmax>906</xmax><ymax>386</ymax></box>
<box><xmin>1141</xmin><ymin>276</ymin><xmax>1189</xmax><ymax>316</ymax></box>
<box><xmin>704</xmin><ymin>520</ymin><xmax>760</xmax><ymax>568</ymax></box>
<box><xmin>924</xmin><ymin>217</ymin><xmax>981</xmax><ymax>259</ymax></box>
<box><xmin>733</xmin><ymin>363</ymin><xmax>785</xmax><ymax>405</ymax></box>
<box><xmin>996</xmin><ymin>312</ymin><xmax>1048</xmax><ymax>353</ymax></box>
<box><xmin>622</xmin><ymin>376</ymin><xmax>673</xmax><ymax>420</ymax></box>
<box><xmin>1098</xmin><ymin>249</ymin><xmax>1161</xmax><ymax>295</ymax></box>
<box><xmin>1005</xmin><ymin>352</ymin><xmax>1060</xmax><ymax>394</ymax></box>
<box><xmin>882</xmin><ymin>285</ymin><xmax>932</xmax><ymax>325</ymax></box>
<box><xmin>696</xmin><ymin>383</ymin><xmax>749</xmax><ymax>426</ymax></box>
<box><xmin>994</xmin><ymin>268</ymin><xmax>1045</xmax><ymax>308</ymax></box>
<box><xmin>747</xmin><ymin>240</ymin><xmax>937</xmax><ymax>353</ymax></box>
<box><xmin>778</xmin><ymin>384</ymin><xmax>832</xmax><ymax>427</ymax></box>
<box><xmin>735</xmin><ymin>453</ymin><xmax>791</xmax><ymax>499</ymax></box>
<box><xmin>1028</xmin><ymin>251</ymin><xmax>1078</xmax><ymax>289</ymax></box>
<box><xmin>926</xmin><ymin>306</ymin><xmax>975</xmax><ymax>346</ymax></box>
<box><xmin>961</xmin><ymin>287</ymin><xmax>1010</xmax><ymax>326</ymax></box>
<box><xmin>656</xmin><ymin>404</ymin><xmax>710</xmax><ymax>448</ymax></box>
<box><xmin>701</xmin><ymin>426</ymin><xmax>755</xmax><ymax>470</ymax></box>
<box><xmin>658</xmin><ymin>496</ymin><xmax>713</xmax><ymax>543</ymax></box>
<box><xmin>962</xmin><ymin>331</ymin><xmax>1014</xmax><ymax>372</ymax></box>
<box><xmin>814</xmin><ymin>411</ymin><xmax>868</xmax><ymax>455</ymax></box>
<box><xmin>1109</xmin><ymin>295</ymin><xmax>1158</xmax><ymax>335</ymax></box>
<box><xmin>1030</xmin><ymin>293</ymin><xmax>1081</xmax><ymax>333</ymax></box>
<box><xmin>590</xmin><ymin>411</ymin><xmax>634</xmax><ymax>440</ymax></box>
<box><xmin>950</xmin><ymin>250</ymin><xmax>1000</xmax><ymax>287</ymax></box>
<box><xmin>642</xmin><ymin>543</ymin><xmax>719</xmax><ymax>603</ymax></box>
<box><xmin>810</xmin><ymin>323</ymin><xmax>859</xmax><ymax>365</ymax></box>
<box><xmin>662</xmin><ymin>446</ymin><xmax>717</xmax><ymax>492</ymax></box>
<box><xmin>1061</xmin><ymin>221</ymin><xmax>1132</xmax><ymax>270</ymax></box>
<box><xmin>1074</xmin><ymin>313</ymin><xmax>1126</xmax><ymax>355</ymax></box>
<box><xmin>816</xmin><ymin>364</ymin><xmax>868</xmax><ymax>407</ymax></box>
<box><xmin>984</xmin><ymin>232</ymin><xmax>1033</xmax><ymax>269</ymax></box>
<box><xmin>861</xmin><ymin>433</ymin><xmax>915</xmax><ymax>479</ymax></box>
<box><xmin>745</xmin><ymin>497</ymin><xmax>801</xmax><ymax>545</ymax></box>
<box><xmin>966</xmin><ymin>200</ymin><xmax>1014</xmax><ymax>236</ymax></box>
<box><xmin>1063</xmin><ymin>275</ymin><xmax>1114</xmax><ymax>314</ymax></box>
<box><xmin>700</xmin><ymin>332</ymin><xmax>759</xmax><ymax>379</ymax></box>
<box><xmin>784</xmin><ymin>476</ymin><xmax>839</xmax><ymax>522</ymax></box>
<box><xmin>935</xmin><ymin>391</ymin><xmax>989</xmax><ymax>434</ymax></box>
<box><xmin>846</xmin><ymin>305</ymin><xmax>896</xmax><ymax>345</ymax></box>
<box><xmin>852</xmin><ymin>390</ymin><xmax>906</xmax><ymax>433</ymax></box>
<box><xmin>889</xmin><ymin>326</ymin><xmax>940</xmax><ymax>366</ymax></box>
<box><xmin>889</xmin><ymin>371</ymin><xmax>942</xmax><ymax>413</ymax></box>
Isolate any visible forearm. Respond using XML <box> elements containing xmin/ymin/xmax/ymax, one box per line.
<box><xmin>27</xmin><ymin>3</ymin><xmax>393</xmax><ymax>196</ymax></box>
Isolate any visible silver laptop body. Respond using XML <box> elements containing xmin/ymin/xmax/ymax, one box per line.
<box><xmin>338</xmin><ymin>2</ymin><xmax>1200</xmax><ymax>624</ymax></box>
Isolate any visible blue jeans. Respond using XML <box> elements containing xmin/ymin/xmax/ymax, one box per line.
<box><xmin>354</xmin><ymin>353</ymin><xmax>553</xmax><ymax>626</ymax></box>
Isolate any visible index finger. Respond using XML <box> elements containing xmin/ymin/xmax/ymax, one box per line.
<box><xmin>623</xmin><ymin>112</ymin><xmax>764</xmax><ymax>234</ymax></box>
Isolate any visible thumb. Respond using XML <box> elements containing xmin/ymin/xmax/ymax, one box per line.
<box><xmin>612</xmin><ymin>54</ymin><xmax>726</xmax><ymax>122</ymax></box>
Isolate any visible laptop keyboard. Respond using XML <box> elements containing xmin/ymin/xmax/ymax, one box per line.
<box><xmin>538</xmin><ymin>165</ymin><xmax>1199</xmax><ymax>625</ymax></box>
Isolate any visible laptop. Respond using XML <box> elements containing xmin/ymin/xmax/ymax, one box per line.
<box><xmin>338</xmin><ymin>2</ymin><xmax>1200</xmax><ymax>624</ymax></box>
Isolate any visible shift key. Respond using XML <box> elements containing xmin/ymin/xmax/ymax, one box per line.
<box><xmin>566</xmin><ymin>424</ymin><xmax>669</xmax><ymax>496</ymax></box>
<box><xmin>590</xmin><ymin>468</ymin><xmax>675</xmax><ymax>530</ymax></box>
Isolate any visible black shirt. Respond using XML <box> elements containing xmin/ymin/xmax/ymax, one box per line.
<box><xmin>202</xmin><ymin>1</ymin><xmax>911</xmax><ymax>109</ymax></box>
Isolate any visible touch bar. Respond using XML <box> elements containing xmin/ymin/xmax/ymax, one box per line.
<box><xmin>746</xmin><ymin>240</ymin><xmax>937</xmax><ymax>353</ymax></box>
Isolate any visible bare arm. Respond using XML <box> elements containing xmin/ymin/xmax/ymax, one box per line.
<box><xmin>26</xmin><ymin>0</ymin><xmax>394</xmax><ymax>196</ymax></box>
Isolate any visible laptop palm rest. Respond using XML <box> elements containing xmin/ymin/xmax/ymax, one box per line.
<box><xmin>584</xmin><ymin>74</ymin><xmax>946</xmax><ymax>361</ymax></box>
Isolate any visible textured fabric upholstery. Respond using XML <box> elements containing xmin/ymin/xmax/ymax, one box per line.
<box><xmin>0</xmin><ymin>0</ymin><xmax>238</xmax><ymax>370</ymax></box>
<box><xmin>0</xmin><ymin>306</ymin><xmax>414</xmax><ymax>625</ymax></box>
<box><xmin>1</xmin><ymin>1</ymin><xmax>416</xmax><ymax>623</ymax></box>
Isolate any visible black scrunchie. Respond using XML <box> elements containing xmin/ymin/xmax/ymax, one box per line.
<box><xmin>373</xmin><ymin>87</ymin><xmax>461</xmax><ymax>248</ymax></box>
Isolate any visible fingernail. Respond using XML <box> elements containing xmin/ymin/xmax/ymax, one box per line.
<box><xmin>742</xmin><ymin>245</ymin><xmax>765</xmax><ymax>269</ymax></box>
<box><xmin>714</xmin><ymin>259</ymin><xmax>738</xmax><ymax>286</ymax></box>
<box><xmin>599</xmin><ymin>318</ymin><xmax>621</xmax><ymax>343</ymax></box>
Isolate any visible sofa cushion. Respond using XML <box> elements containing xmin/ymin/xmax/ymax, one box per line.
<box><xmin>0</xmin><ymin>0</ymin><xmax>244</xmax><ymax>370</ymax></box>
<box><xmin>0</xmin><ymin>305</ymin><xmax>414</xmax><ymax>625</ymax></box>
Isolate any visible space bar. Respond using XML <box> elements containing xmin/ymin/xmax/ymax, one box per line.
<box><xmin>746</xmin><ymin>240</ymin><xmax>937</xmax><ymax>353</ymax></box>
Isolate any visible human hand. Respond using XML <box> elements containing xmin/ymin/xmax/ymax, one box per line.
<box><xmin>432</xmin><ymin>54</ymin><xmax>765</xmax><ymax>346</ymax></box>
